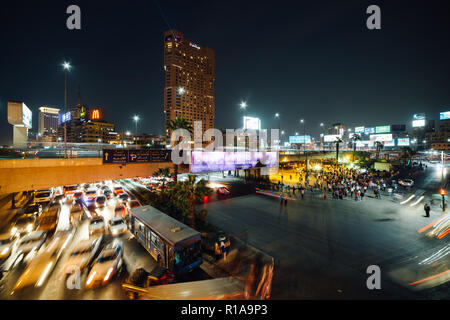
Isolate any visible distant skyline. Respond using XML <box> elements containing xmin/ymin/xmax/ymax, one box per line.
<box><xmin>1</xmin><ymin>0</ymin><xmax>450</xmax><ymax>145</ymax></box>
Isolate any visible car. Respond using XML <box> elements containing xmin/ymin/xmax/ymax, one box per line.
<box><xmin>0</xmin><ymin>232</ymin><xmax>19</xmax><ymax>263</ymax></box>
<box><xmin>11</xmin><ymin>214</ymin><xmax>38</xmax><ymax>236</ymax></box>
<box><xmin>118</xmin><ymin>193</ymin><xmax>130</xmax><ymax>203</ymax></box>
<box><xmin>85</xmin><ymin>240</ymin><xmax>124</xmax><ymax>289</ymax></box>
<box><xmin>60</xmin><ymin>235</ymin><xmax>103</xmax><ymax>277</ymax></box>
<box><xmin>34</xmin><ymin>190</ymin><xmax>52</xmax><ymax>204</ymax></box>
<box><xmin>113</xmin><ymin>186</ymin><xmax>124</xmax><ymax>196</ymax></box>
<box><xmin>16</xmin><ymin>230</ymin><xmax>47</xmax><ymax>263</ymax></box>
<box><xmin>11</xmin><ymin>228</ymin><xmax>74</xmax><ymax>294</ymax></box>
<box><xmin>83</xmin><ymin>183</ymin><xmax>91</xmax><ymax>191</ymax></box>
<box><xmin>84</xmin><ymin>189</ymin><xmax>97</xmax><ymax>204</ymax></box>
<box><xmin>114</xmin><ymin>204</ymin><xmax>127</xmax><ymax>217</ymax></box>
<box><xmin>63</xmin><ymin>185</ymin><xmax>78</xmax><ymax>200</ymax></box>
<box><xmin>95</xmin><ymin>196</ymin><xmax>107</xmax><ymax>208</ymax></box>
<box><xmin>72</xmin><ymin>191</ymin><xmax>84</xmax><ymax>204</ymax></box>
<box><xmin>70</xmin><ymin>203</ymin><xmax>84</xmax><ymax>225</ymax></box>
<box><xmin>89</xmin><ymin>216</ymin><xmax>106</xmax><ymax>236</ymax></box>
<box><xmin>37</xmin><ymin>206</ymin><xmax>60</xmax><ymax>235</ymax></box>
<box><xmin>23</xmin><ymin>204</ymin><xmax>42</xmax><ymax>216</ymax></box>
<box><xmin>398</xmin><ymin>179</ymin><xmax>414</xmax><ymax>187</ymax></box>
<box><xmin>109</xmin><ymin>217</ymin><xmax>127</xmax><ymax>236</ymax></box>
<box><xmin>103</xmin><ymin>189</ymin><xmax>113</xmax><ymax>200</ymax></box>
<box><xmin>126</xmin><ymin>200</ymin><xmax>140</xmax><ymax>212</ymax></box>
<box><xmin>217</xmin><ymin>187</ymin><xmax>231</xmax><ymax>196</ymax></box>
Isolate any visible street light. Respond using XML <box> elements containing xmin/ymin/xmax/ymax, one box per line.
<box><xmin>240</xmin><ymin>101</ymin><xmax>248</xmax><ymax>128</ymax></box>
<box><xmin>299</xmin><ymin>119</ymin><xmax>308</xmax><ymax>175</ymax></box>
<box><xmin>62</xmin><ymin>61</ymin><xmax>71</xmax><ymax>159</ymax></box>
<box><xmin>133</xmin><ymin>115</ymin><xmax>140</xmax><ymax>136</ymax></box>
<box><xmin>177</xmin><ymin>87</ymin><xmax>185</xmax><ymax>95</ymax></box>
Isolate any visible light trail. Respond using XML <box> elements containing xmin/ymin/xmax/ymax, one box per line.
<box><xmin>409</xmin><ymin>269</ymin><xmax>450</xmax><ymax>286</ymax></box>
<box><xmin>418</xmin><ymin>215</ymin><xmax>449</xmax><ymax>234</ymax></box>
<box><xmin>400</xmin><ymin>195</ymin><xmax>415</xmax><ymax>205</ymax></box>
<box><xmin>409</xmin><ymin>195</ymin><xmax>424</xmax><ymax>207</ymax></box>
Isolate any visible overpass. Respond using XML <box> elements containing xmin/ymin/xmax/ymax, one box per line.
<box><xmin>0</xmin><ymin>158</ymin><xmax>179</xmax><ymax>195</ymax></box>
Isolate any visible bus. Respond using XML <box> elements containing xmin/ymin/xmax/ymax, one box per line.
<box><xmin>129</xmin><ymin>205</ymin><xmax>202</xmax><ymax>275</ymax></box>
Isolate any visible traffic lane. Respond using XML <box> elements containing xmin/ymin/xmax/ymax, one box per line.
<box><xmin>201</xmin><ymin>192</ymin><xmax>443</xmax><ymax>299</ymax></box>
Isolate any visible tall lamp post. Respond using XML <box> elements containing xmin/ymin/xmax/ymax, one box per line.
<box><xmin>133</xmin><ymin>115</ymin><xmax>140</xmax><ymax>136</ymax></box>
<box><xmin>275</xmin><ymin>113</ymin><xmax>280</xmax><ymax>144</ymax></box>
<box><xmin>240</xmin><ymin>101</ymin><xmax>247</xmax><ymax>128</ymax></box>
<box><xmin>300</xmin><ymin>119</ymin><xmax>308</xmax><ymax>176</ymax></box>
<box><xmin>62</xmin><ymin>62</ymin><xmax>71</xmax><ymax>159</ymax></box>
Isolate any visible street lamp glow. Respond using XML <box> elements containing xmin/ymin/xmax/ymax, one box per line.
<box><xmin>240</xmin><ymin>101</ymin><xmax>247</xmax><ymax>109</ymax></box>
<box><xmin>133</xmin><ymin>115</ymin><xmax>140</xmax><ymax>122</ymax></box>
<box><xmin>126</xmin><ymin>131</ymin><xmax>131</xmax><ymax>136</ymax></box>
<box><xmin>62</xmin><ymin>62</ymin><xmax>71</xmax><ymax>70</ymax></box>
<box><xmin>275</xmin><ymin>113</ymin><xmax>279</xmax><ymax>118</ymax></box>
<box><xmin>320</xmin><ymin>123</ymin><xmax>324</xmax><ymax>127</ymax></box>
<box><xmin>300</xmin><ymin>119</ymin><xmax>304</xmax><ymax>124</ymax></box>
<box><xmin>177</xmin><ymin>87</ymin><xmax>185</xmax><ymax>95</ymax></box>
<box><xmin>295</xmin><ymin>132</ymin><xmax>299</xmax><ymax>136</ymax></box>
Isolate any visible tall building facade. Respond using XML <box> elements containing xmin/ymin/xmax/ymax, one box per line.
<box><xmin>38</xmin><ymin>106</ymin><xmax>60</xmax><ymax>136</ymax></box>
<box><xmin>163</xmin><ymin>30</ymin><xmax>215</xmax><ymax>142</ymax></box>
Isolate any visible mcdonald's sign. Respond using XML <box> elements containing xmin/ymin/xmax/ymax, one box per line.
<box><xmin>90</xmin><ymin>108</ymin><xmax>103</xmax><ymax>120</ymax></box>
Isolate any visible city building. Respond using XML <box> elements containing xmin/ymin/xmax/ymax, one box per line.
<box><xmin>38</xmin><ymin>106</ymin><xmax>60</xmax><ymax>138</ymax></box>
<box><xmin>163</xmin><ymin>30</ymin><xmax>215</xmax><ymax>142</ymax></box>
<box><xmin>426</xmin><ymin>110</ymin><xmax>450</xmax><ymax>151</ymax></box>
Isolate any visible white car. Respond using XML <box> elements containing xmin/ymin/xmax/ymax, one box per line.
<box><xmin>398</xmin><ymin>179</ymin><xmax>414</xmax><ymax>187</ymax></box>
<box><xmin>85</xmin><ymin>240</ymin><xmax>123</xmax><ymax>289</ymax></box>
<box><xmin>16</xmin><ymin>230</ymin><xmax>47</xmax><ymax>263</ymax></box>
<box><xmin>89</xmin><ymin>216</ymin><xmax>106</xmax><ymax>236</ymax></box>
<box><xmin>34</xmin><ymin>190</ymin><xmax>52</xmax><ymax>204</ymax></box>
<box><xmin>60</xmin><ymin>234</ymin><xmax>103</xmax><ymax>276</ymax></box>
<box><xmin>109</xmin><ymin>217</ymin><xmax>127</xmax><ymax>236</ymax></box>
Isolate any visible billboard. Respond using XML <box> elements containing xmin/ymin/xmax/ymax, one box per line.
<box><xmin>375</xmin><ymin>125</ymin><xmax>390</xmax><ymax>133</ymax></box>
<box><xmin>412</xmin><ymin>119</ymin><xmax>425</xmax><ymax>127</ymax></box>
<box><xmin>289</xmin><ymin>135</ymin><xmax>311</xmax><ymax>144</ymax></box>
<box><xmin>243</xmin><ymin>116</ymin><xmax>261</xmax><ymax>130</ymax></box>
<box><xmin>354</xmin><ymin>126</ymin><xmax>365</xmax><ymax>133</ymax></box>
<box><xmin>349</xmin><ymin>133</ymin><xmax>361</xmax><ymax>139</ymax></box>
<box><xmin>103</xmin><ymin>149</ymin><xmax>170</xmax><ymax>164</ymax></box>
<box><xmin>7</xmin><ymin>101</ymin><xmax>32</xmax><ymax>128</ymax></box>
<box><xmin>90</xmin><ymin>108</ymin><xmax>103</xmax><ymax>121</ymax></box>
<box><xmin>370</xmin><ymin>134</ymin><xmax>393</xmax><ymax>142</ymax></box>
<box><xmin>191</xmin><ymin>151</ymin><xmax>277</xmax><ymax>173</ymax></box>
<box><xmin>440</xmin><ymin>111</ymin><xmax>450</xmax><ymax>120</ymax></box>
<box><xmin>383</xmin><ymin>140</ymin><xmax>395</xmax><ymax>147</ymax></box>
<box><xmin>61</xmin><ymin>112</ymin><xmax>71</xmax><ymax>123</ymax></box>
<box><xmin>364</xmin><ymin>127</ymin><xmax>375</xmax><ymax>135</ymax></box>
<box><xmin>323</xmin><ymin>134</ymin><xmax>341</xmax><ymax>142</ymax></box>
<box><xmin>397</xmin><ymin>138</ymin><xmax>410</xmax><ymax>146</ymax></box>
<box><xmin>413</xmin><ymin>113</ymin><xmax>426</xmax><ymax>120</ymax></box>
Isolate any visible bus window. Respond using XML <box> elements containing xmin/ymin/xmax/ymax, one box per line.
<box><xmin>174</xmin><ymin>241</ymin><xmax>201</xmax><ymax>270</ymax></box>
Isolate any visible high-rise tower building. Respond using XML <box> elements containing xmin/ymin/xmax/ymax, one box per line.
<box><xmin>38</xmin><ymin>106</ymin><xmax>60</xmax><ymax>136</ymax></box>
<box><xmin>163</xmin><ymin>30</ymin><xmax>215</xmax><ymax>142</ymax></box>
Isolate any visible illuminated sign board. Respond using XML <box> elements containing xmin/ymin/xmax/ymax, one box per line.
<box><xmin>323</xmin><ymin>134</ymin><xmax>342</xmax><ymax>142</ymax></box>
<box><xmin>413</xmin><ymin>113</ymin><xmax>426</xmax><ymax>120</ymax></box>
<box><xmin>364</xmin><ymin>127</ymin><xmax>375</xmax><ymax>135</ymax></box>
<box><xmin>189</xmin><ymin>42</ymin><xmax>201</xmax><ymax>50</ymax></box>
<box><xmin>375</xmin><ymin>125</ymin><xmax>390</xmax><ymax>133</ymax></box>
<box><xmin>412</xmin><ymin>119</ymin><xmax>425</xmax><ymax>127</ymax></box>
<box><xmin>90</xmin><ymin>108</ymin><xmax>103</xmax><ymax>121</ymax></box>
<box><xmin>61</xmin><ymin>112</ymin><xmax>71</xmax><ymax>123</ymax></box>
<box><xmin>397</xmin><ymin>138</ymin><xmax>410</xmax><ymax>146</ymax></box>
<box><xmin>349</xmin><ymin>133</ymin><xmax>361</xmax><ymax>139</ymax></box>
<box><xmin>289</xmin><ymin>135</ymin><xmax>311</xmax><ymax>144</ymax></box>
<box><xmin>191</xmin><ymin>151</ymin><xmax>277</xmax><ymax>173</ymax></box>
<box><xmin>370</xmin><ymin>134</ymin><xmax>393</xmax><ymax>142</ymax></box>
<box><xmin>440</xmin><ymin>111</ymin><xmax>450</xmax><ymax>120</ymax></box>
<box><xmin>243</xmin><ymin>116</ymin><xmax>261</xmax><ymax>130</ymax></box>
<box><xmin>354</xmin><ymin>126</ymin><xmax>365</xmax><ymax>133</ymax></box>
<box><xmin>22</xmin><ymin>104</ymin><xmax>32</xmax><ymax>129</ymax></box>
<box><xmin>383</xmin><ymin>140</ymin><xmax>395</xmax><ymax>147</ymax></box>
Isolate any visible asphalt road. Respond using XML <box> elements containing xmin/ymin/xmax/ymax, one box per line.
<box><xmin>201</xmin><ymin>163</ymin><xmax>450</xmax><ymax>299</ymax></box>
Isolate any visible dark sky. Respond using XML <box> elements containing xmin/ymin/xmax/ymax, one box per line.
<box><xmin>1</xmin><ymin>0</ymin><xmax>450</xmax><ymax>145</ymax></box>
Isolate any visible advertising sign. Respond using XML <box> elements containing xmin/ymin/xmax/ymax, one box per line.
<box><xmin>440</xmin><ymin>111</ymin><xmax>450</xmax><ymax>120</ymax></box>
<box><xmin>375</xmin><ymin>125</ymin><xmax>390</xmax><ymax>133</ymax></box>
<box><xmin>90</xmin><ymin>108</ymin><xmax>103</xmax><ymax>121</ymax></box>
<box><xmin>191</xmin><ymin>151</ymin><xmax>277</xmax><ymax>173</ymax></box>
<box><xmin>22</xmin><ymin>104</ymin><xmax>32</xmax><ymax>128</ymax></box>
<box><xmin>103</xmin><ymin>149</ymin><xmax>170</xmax><ymax>164</ymax></box>
<box><xmin>243</xmin><ymin>116</ymin><xmax>261</xmax><ymax>130</ymax></box>
<box><xmin>370</xmin><ymin>134</ymin><xmax>393</xmax><ymax>142</ymax></box>
<box><xmin>413</xmin><ymin>113</ymin><xmax>426</xmax><ymax>120</ymax></box>
<box><xmin>383</xmin><ymin>140</ymin><xmax>395</xmax><ymax>147</ymax></box>
<box><xmin>289</xmin><ymin>135</ymin><xmax>311</xmax><ymax>144</ymax></box>
<box><xmin>349</xmin><ymin>133</ymin><xmax>361</xmax><ymax>139</ymax></box>
<box><xmin>103</xmin><ymin>149</ymin><xmax>129</xmax><ymax>163</ymax></box>
<box><xmin>323</xmin><ymin>134</ymin><xmax>341</xmax><ymax>142</ymax></box>
<box><xmin>61</xmin><ymin>112</ymin><xmax>71</xmax><ymax>123</ymax></box>
<box><xmin>397</xmin><ymin>138</ymin><xmax>410</xmax><ymax>146</ymax></box>
<box><xmin>412</xmin><ymin>119</ymin><xmax>425</xmax><ymax>127</ymax></box>
<box><xmin>354</xmin><ymin>126</ymin><xmax>365</xmax><ymax>133</ymax></box>
<box><xmin>364</xmin><ymin>127</ymin><xmax>375</xmax><ymax>135</ymax></box>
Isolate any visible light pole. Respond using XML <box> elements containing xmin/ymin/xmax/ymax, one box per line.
<box><xmin>62</xmin><ymin>61</ymin><xmax>71</xmax><ymax>159</ymax></box>
<box><xmin>319</xmin><ymin>122</ymin><xmax>324</xmax><ymax>151</ymax></box>
<box><xmin>133</xmin><ymin>115</ymin><xmax>140</xmax><ymax>135</ymax></box>
<box><xmin>275</xmin><ymin>113</ymin><xmax>280</xmax><ymax>144</ymax></box>
<box><xmin>240</xmin><ymin>101</ymin><xmax>247</xmax><ymax>128</ymax></box>
<box><xmin>300</xmin><ymin>119</ymin><xmax>308</xmax><ymax>176</ymax></box>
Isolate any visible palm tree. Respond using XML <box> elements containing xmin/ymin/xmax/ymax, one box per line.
<box><xmin>173</xmin><ymin>175</ymin><xmax>212</xmax><ymax>228</ymax></box>
<box><xmin>152</xmin><ymin>167</ymin><xmax>171</xmax><ymax>189</ymax></box>
<box><xmin>334</xmin><ymin>137</ymin><xmax>343</xmax><ymax>167</ymax></box>
<box><xmin>167</xmin><ymin>117</ymin><xmax>193</xmax><ymax>183</ymax></box>
<box><xmin>351</xmin><ymin>134</ymin><xmax>361</xmax><ymax>162</ymax></box>
<box><xmin>375</xmin><ymin>141</ymin><xmax>384</xmax><ymax>160</ymax></box>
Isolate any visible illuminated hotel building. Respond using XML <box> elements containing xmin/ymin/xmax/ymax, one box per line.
<box><xmin>38</xmin><ymin>106</ymin><xmax>60</xmax><ymax>136</ymax></box>
<box><xmin>163</xmin><ymin>30</ymin><xmax>215</xmax><ymax>142</ymax></box>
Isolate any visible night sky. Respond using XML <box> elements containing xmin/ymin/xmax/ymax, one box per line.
<box><xmin>1</xmin><ymin>0</ymin><xmax>449</xmax><ymax>145</ymax></box>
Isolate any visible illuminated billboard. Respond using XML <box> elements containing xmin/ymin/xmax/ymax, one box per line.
<box><xmin>7</xmin><ymin>101</ymin><xmax>32</xmax><ymax>129</ymax></box>
<box><xmin>90</xmin><ymin>108</ymin><xmax>103</xmax><ymax>121</ymax></box>
<box><xmin>370</xmin><ymin>134</ymin><xmax>393</xmax><ymax>142</ymax></box>
<box><xmin>323</xmin><ymin>134</ymin><xmax>342</xmax><ymax>142</ymax></box>
<box><xmin>349</xmin><ymin>133</ymin><xmax>361</xmax><ymax>139</ymax></box>
<box><xmin>375</xmin><ymin>125</ymin><xmax>390</xmax><ymax>133</ymax></box>
<box><xmin>61</xmin><ymin>112</ymin><xmax>71</xmax><ymax>123</ymax></box>
<box><xmin>354</xmin><ymin>126</ymin><xmax>365</xmax><ymax>133</ymax></box>
<box><xmin>413</xmin><ymin>113</ymin><xmax>426</xmax><ymax>120</ymax></box>
<box><xmin>440</xmin><ymin>111</ymin><xmax>450</xmax><ymax>120</ymax></box>
<box><xmin>191</xmin><ymin>151</ymin><xmax>277</xmax><ymax>173</ymax></box>
<box><xmin>412</xmin><ymin>119</ymin><xmax>425</xmax><ymax>127</ymax></box>
<box><xmin>383</xmin><ymin>140</ymin><xmax>395</xmax><ymax>147</ymax></box>
<box><xmin>289</xmin><ymin>135</ymin><xmax>311</xmax><ymax>144</ymax></box>
<box><xmin>243</xmin><ymin>116</ymin><xmax>261</xmax><ymax>130</ymax></box>
<box><xmin>397</xmin><ymin>138</ymin><xmax>410</xmax><ymax>146</ymax></box>
<box><xmin>364</xmin><ymin>127</ymin><xmax>375</xmax><ymax>135</ymax></box>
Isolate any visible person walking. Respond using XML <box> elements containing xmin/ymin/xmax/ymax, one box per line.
<box><xmin>424</xmin><ymin>203</ymin><xmax>431</xmax><ymax>217</ymax></box>
<box><xmin>301</xmin><ymin>188</ymin><xmax>305</xmax><ymax>200</ymax></box>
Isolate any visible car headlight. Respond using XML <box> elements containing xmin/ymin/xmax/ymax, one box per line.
<box><xmin>104</xmin><ymin>268</ymin><xmax>114</xmax><ymax>281</ymax></box>
<box><xmin>11</xmin><ymin>227</ymin><xmax>17</xmax><ymax>236</ymax></box>
<box><xmin>86</xmin><ymin>271</ymin><xmax>96</xmax><ymax>285</ymax></box>
<box><xmin>1</xmin><ymin>247</ymin><xmax>9</xmax><ymax>256</ymax></box>
<box><xmin>26</xmin><ymin>224</ymin><xmax>33</xmax><ymax>232</ymax></box>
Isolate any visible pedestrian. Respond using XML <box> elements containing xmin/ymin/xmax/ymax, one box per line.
<box><xmin>301</xmin><ymin>188</ymin><xmax>305</xmax><ymax>199</ymax></box>
<box><xmin>424</xmin><ymin>203</ymin><xmax>430</xmax><ymax>217</ymax></box>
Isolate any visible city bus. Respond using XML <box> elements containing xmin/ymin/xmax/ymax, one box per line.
<box><xmin>129</xmin><ymin>205</ymin><xmax>202</xmax><ymax>275</ymax></box>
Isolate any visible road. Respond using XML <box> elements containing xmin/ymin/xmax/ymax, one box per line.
<box><xmin>200</xmin><ymin>163</ymin><xmax>450</xmax><ymax>299</ymax></box>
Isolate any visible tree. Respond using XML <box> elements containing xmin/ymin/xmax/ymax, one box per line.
<box><xmin>375</xmin><ymin>141</ymin><xmax>384</xmax><ymax>160</ymax></box>
<box><xmin>152</xmin><ymin>167</ymin><xmax>172</xmax><ymax>189</ymax></box>
<box><xmin>334</xmin><ymin>137</ymin><xmax>343</xmax><ymax>167</ymax></box>
<box><xmin>167</xmin><ymin>117</ymin><xmax>193</xmax><ymax>183</ymax></box>
<box><xmin>172</xmin><ymin>175</ymin><xmax>212</xmax><ymax>229</ymax></box>
<box><xmin>351</xmin><ymin>133</ymin><xmax>362</xmax><ymax>162</ymax></box>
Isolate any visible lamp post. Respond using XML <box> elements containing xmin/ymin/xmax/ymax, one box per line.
<box><xmin>240</xmin><ymin>101</ymin><xmax>247</xmax><ymax>129</ymax></box>
<box><xmin>300</xmin><ymin>119</ymin><xmax>308</xmax><ymax>176</ymax></box>
<box><xmin>62</xmin><ymin>61</ymin><xmax>71</xmax><ymax>159</ymax></box>
<box><xmin>275</xmin><ymin>113</ymin><xmax>280</xmax><ymax>144</ymax></box>
<box><xmin>133</xmin><ymin>115</ymin><xmax>140</xmax><ymax>135</ymax></box>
